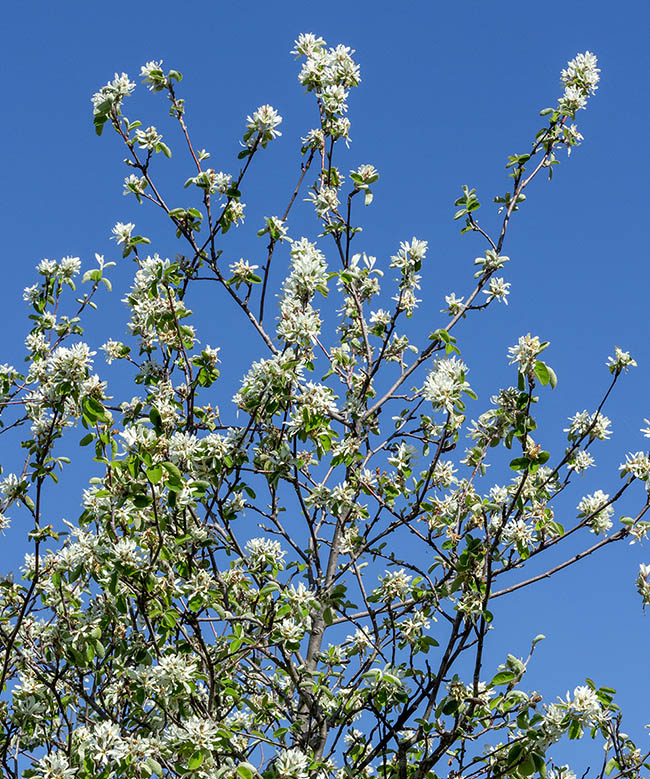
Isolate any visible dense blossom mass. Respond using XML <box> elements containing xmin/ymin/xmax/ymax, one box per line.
<box><xmin>0</xmin><ymin>34</ymin><xmax>647</xmax><ymax>779</ymax></box>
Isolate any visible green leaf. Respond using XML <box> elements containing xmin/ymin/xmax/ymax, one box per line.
<box><xmin>146</xmin><ymin>758</ymin><xmax>163</xmax><ymax>776</ymax></box>
<box><xmin>509</xmin><ymin>457</ymin><xmax>529</xmax><ymax>471</ymax></box>
<box><xmin>534</xmin><ymin>360</ymin><xmax>550</xmax><ymax>386</ymax></box>
<box><xmin>188</xmin><ymin>751</ymin><xmax>204</xmax><ymax>770</ymax></box>
<box><xmin>490</xmin><ymin>670</ymin><xmax>516</xmax><ymax>686</ymax></box>
<box><xmin>236</xmin><ymin>766</ymin><xmax>254</xmax><ymax>779</ymax></box>
<box><xmin>147</xmin><ymin>464</ymin><xmax>163</xmax><ymax>484</ymax></box>
<box><xmin>157</xmin><ymin>142</ymin><xmax>172</xmax><ymax>158</ymax></box>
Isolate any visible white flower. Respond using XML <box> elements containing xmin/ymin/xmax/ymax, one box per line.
<box><xmin>369</xmin><ymin>309</ymin><xmax>391</xmax><ymax>327</ymax></box>
<box><xmin>577</xmin><ymin>490</ymin><xmax>613</xmax><ymax>535</ymax></box>
<box><xmin>224</xmin><ymin>200</ymin><xmax>245</xmax><ymax>225</ymax></box>
<box><xmin>561</xmin><ymin>51</ymin><xmax>600</xmax><ymax>94</ymax></box>
<box><xmin>140</xmin><ymin>60</ymin><xmax>164</xmax><ymax>90</ymax></box>
<box><xmin>259</xmin><ymin>215</ymin><xmax>289</xmax><ymax>242</ymax></box>
<box><xmin>282</xmin><ymin>237</ymin><xmax>328</xmax><ymax>302</ymax></box>
<box><xmin>483</xmin><ymin>276</ymin><xmax>511</xmax><ymax>305</ymax></box>
<box><xmin>112</xmin><ymin>538</ymin><xmax>145</xmax><ymax>566</ymax></box>
<box><xmin>278</xmin><ymin>618</ymin><xmax>305</xmax><ymax>644</ymax></box>
<box><xmin>378</xmin><ymin>569</ymin><xmax>412</xmax><ymax>602</ymax></box>
<box><xmin>399</xmin><ymin>610</ymin><xmax>430</xmax><ymax>642</ymax></box>
<box><xmin>150</xmin><ymin>653</ymin><xmax>198</xmax><ymax>689</ymax></box>
<box><xmin>508</xmin><ymin>333</ymin><xmax>546</xmax><ymax>374</ymax></box>
<box><xmin>422</xmin><ymin>357</ymin><xmax>471</xmax><ymax>412</ymax></box>
<box><xmin>102</xmin><ymin>340</ymin><xmax>128</xmax><ymax>364</ymax></box>
<box><xmin>170</xmin><ymin>716</ymin><xmax>218</xmax><ymax>749</ymax></box>
<box><xmin>245</xmin><ymin>537</ymin><xmax>286</xmax><ymax>569</ymax></box>
<box><xmin>134</xmin><ymin>125</ymin><xmax>162</xmax><ymax>150</ymax></box>
<box><xmin>275</xmin><ymin>747</ymin><xmax>310</xmax><ymax>779</ymax></box>
<box><xmin>91</xmin><ymin>72</ymin><xmax>135</xmax><ymax>112</ymax></box>
<box><xmin>59</xmin><ymin>256</ymin><xmax>81</xmax><ymax>279</ymax></box>
<box><xmin>444</xmin><ymin>292</ymin><xmax>465</xmax><ymax>315</ymax></box>
<box><xmin>502</xmin><ymin>518</ymin><xmax>535</xmax><ymax>548</ymax></box>
<box><xmin>244</xmin><ymin>104</ymin><xmax>282</xmax><ymax>148</ymax></box>
<box><xmin>346</xmin><ymin>626</ymin><xmax>373</xmax><ymax>654</ymax></box>
<box><xmin>565</xmin><ymin>410</ymin><xmax>611</xmax><ymax>441</ymax></box>
<box><xmin>307</xmin><ymin>186</ymin><xmax>339</xmax><ymax>217</ymax></box>
<box><xmin>557</xmin><ymin>52</ymin><xmax>599</xmax><ymax>117</ymax></box>
<box><xmin>168</xmin><ymin>432</ymin><xmax>200</xmax><ymax>466</ymax></box>
<box><xmin>619</xmin><ymin>451</ymin><xmax>650</xmax><ymax>481</ymax></box>
<box><xmin>33</xmin><ymin>751</ymin><xmax>77</xmax><ymax>779</ymax></box>
<box><xmin>636</xmin><ymin>563</ymin><xmax>650</xmax><ymax>606</ymax></box>
<box><xmin>37</xmin><ymin>258</ymin><xmax>58</xmax><ymax>276</ymax></box>
<box><xmin>123</xmin><ymin>174</ymin><xmax>147</xmax><ymax>197</ymax></box>
<box><xmin>229</xmin><ymin>258</ymin><xmax>259</xmax><ymax>283</ymax></box>
<box><xmin>607</xmin><ymin>346</ymin><xmax>637</xmax><ymax>374</ymax></box>
<box><xmin>23</xmin><ymin>284</ymin><xmax>39</xmax><ymax>303</ymax></box>
<box><xmin>564</xmin><ymin>684</ymin><xmax>603</xmax><ymax>725</ymax></box>
<box><xmin>111</xmin><ymin>222</ymin><xmax>134</xmax><ymax>245</ymax></box>
<box><xmin>567</xmin><ymin>450</ymin><xmax>595</xmax><ymax>473</ymax></box>
<box><xmin>548</xmin><ymin>766</ymin><xmax>577</xmax><ymax>779</ymax></box>
<box><xmin>292</xmin><ymin>33</ymin><xmax>327</xmax><ymax>58</ymax></box>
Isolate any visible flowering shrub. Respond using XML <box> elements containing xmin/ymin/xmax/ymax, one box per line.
<box><xmin>0</xmin><ymin>36</ymin><xmax>648</xmax><ymax>779</ymax></box>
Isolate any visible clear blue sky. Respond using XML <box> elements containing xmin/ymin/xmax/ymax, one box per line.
<box><xmin>1</xmin><ymin>0</ymin><xmax>649</xmax><ymax>769</ymax></box>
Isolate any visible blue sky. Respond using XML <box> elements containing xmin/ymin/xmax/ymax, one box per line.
<box><xmin>2</xmin><ymin>0</ymin><xmax>649</xmax><ymax>769</ymax></box>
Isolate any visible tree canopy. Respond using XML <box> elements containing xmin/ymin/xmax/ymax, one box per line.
<box><xmin>0</xmin><ymin>33</ymin><xmax>648</xmax><ymax>779</ymax></box>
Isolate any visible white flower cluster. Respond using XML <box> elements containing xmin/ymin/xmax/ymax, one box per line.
<box><xmin>244</xmin><ymin>104</ymin><xmax>283</xmax><ymax>149</ymax></box>
<box><xmin>577</xmin><ymin>489</ymin><xmax>613</xmax><ymax>535</ymax></box>
<box><xmin>558</xmin><ymin>52</ymin><xmax>600</xmax><ymax>116</ymax></box>
<box><xmin>507</xmin><ymin>333</ymin><xmax>546</xmax><ymax>375</ymax></box>
<box><xmin>483</xmin><ymin>276</ymin><xmax>511</xmax><ymax>305</ymax></box>
<box><xmin>134</xmin><ymin>125</ymin><xmax>163</xmax><ymax>150</ymax></box>
<box><xmin>36</xmin><ymin>256</ymin><xmax>81</xmax><ymax>281</ymax></box>
<box><xmin>636</xmin><ymin>563</ymin><xmax>650</xmax><ymax>606</ymax></box>
<box><xmin>306</xmin><ymin>185</ymin><xmax>339</xmax><ymax>218</ymax></box>
<box><xmin>259</xmin><ymin>214</ymin><xmax>289</xmax><ymax>242</ymax></box>
<box><xmin>111</xmin><ymin>221</ymin><xmax>134</xmax><ymax>245</ymax></box>
<box><xmin>234</xmin><ymin>352</ymin><xmax>303</xmax><ymax>413</ymax></box>
<box><xmin>565</xmin><ymin>410</ymin><xmax>612</xmax><ymax>442</ymax></box>
<box><xmin>101</xmin><ymin>339</ymin><xmax>129</xmax><ymax>364</ymax></box>
<box><xmin>390</xmin><ymin>238</ymin><xmax>427</xmax><ymax>317</ymax></box>
<box><xmin>562</xmin><ymin>684</ymin><xmax>604</xmax><ymax>726</ymax></box>
<box><xmin>606</xmin><ymin>346</ymin><xmax>637</xmax><ymax>374</ymax></box>
<box><xmin>377</xmin><ymin>568</ymin><xmax>412</xmax><ymax>602</ymax></box>
<box><xmin>277</xmin><ymin>238</ymin><xmax>328</xmax><ymax>346</ymax></box>
<box><xmin>422</xmin><ymin>356</ymin><xmax>471</xmax><ymax>413</ymax></box>
<box><xmin>123</xmin><ymin>173</ymin><xmax>147</xmax><ymax>198</ymax></box>
<box><xmin>399</xmin><ymin>609</ymin><xmax>431</xmax><ymax>643</ymax></box>
<box><xmin>388</xmin><ymin>442</ymin><xmax>417</xmax><ymax>472</ymax></box>
<box><xmin>286</xmin><ymin>382</ymin><xmax>339</xmax><ymax>436</ymax></box>
<box><xmin>245</xmin><ymin>537</ymin><xmax>286</xmax><ymax>571</ymax></box>
<box><xmin>140</xmin><ymin>59</ymin><xmax>165</xmax><ymax>91</ymax></box>
<box><xmin>123</xmin><ymin>254</ymin><xmax>193</xmax><ymax>349</ymax></box>
<box><xmin>567</xmin><ymin>449</ymin><xmax>595</xmax><ymax>473</ymax></box>
<box><xmin>167</xmin><ymin>715</ymin><xmax>218</xmax><ymax>750</ymax></box>
<box><xmin>33</xmin><ymin>751</ymin><xmax>77</xmax><ymax>779</ymax></box>
<box><xmin>91</xmin><ymin>72</ymin><xmax>135</xmax><ymax>114</ymax></box>
<box><xmin>619</xmin><ymin>451</ymin><xmax>650</xmax><ymax>481</ymax></box>
<box><xmin>275</xmin><ymin>747</ymin><xmax>310</xmax><ymax>779</ymax></box>
<box><xmin>228</xmin><ymin>258</ymin><xmax>259</xmax><ymax>287</ymax></box>
<box><xmin>186</xmin><ymin>168</ymin><xmax>232</xmax><ymax>195</ymax></box>
<box><xmin>38</xmin><ymin>343</ymin><xmax>95</xmax><ymax>398</ymax></box>
<box><xmin>148</xmin><ymin>653</ymin><xmax>199</xmax><ymax>692</ymax></box>
<box><xmin>502</xmin><ymin>518</ymin><xmax>535</xmax><ymax>548</ymax></box>
<box><xmin>293</xmin><ymin>33</ymin><xmax>360</xmax><ymax>112</ymax></box>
